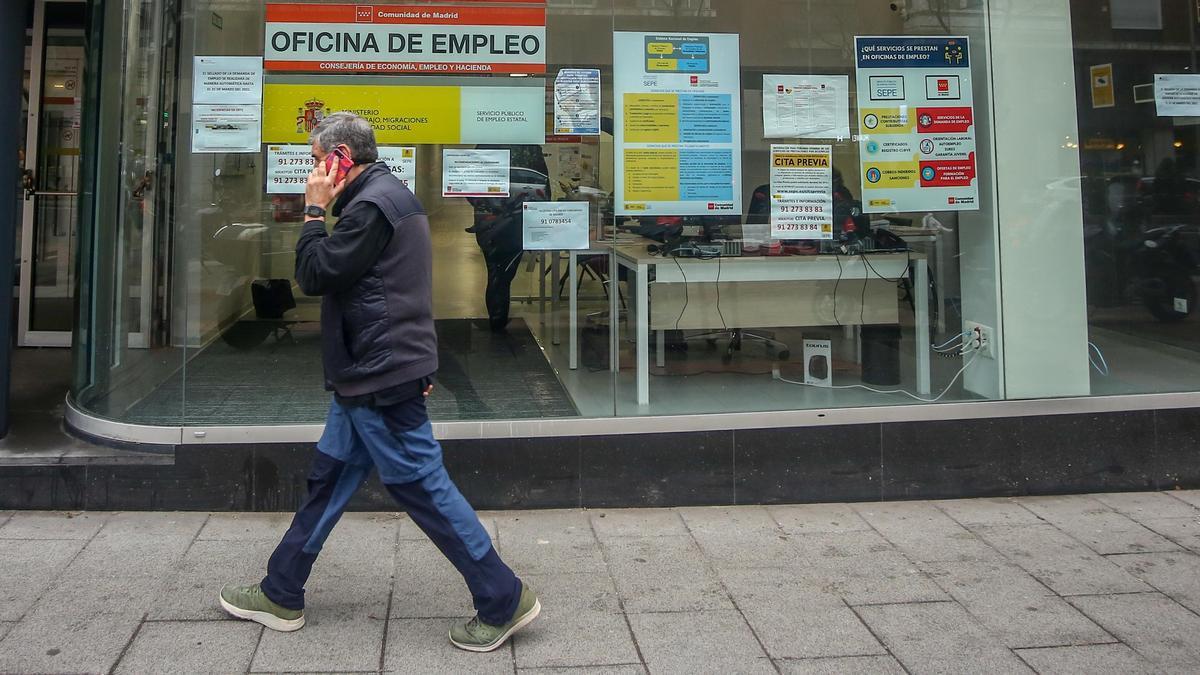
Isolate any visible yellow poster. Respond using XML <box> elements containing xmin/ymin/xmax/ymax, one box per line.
<box><xmin>623</xmin><ymin>93</ymin><xmax>679</xmax><ymax>144</ymax></box>
<box><xmin>262</xmin><ymin>83</ymin><xmax>461</xmax><ymax>144</ymax></box>
<box><xmin>623</xmin><ymin>149</ymin><xmax>680</xmax><ymax>203</ymax></box>
<box><xmin>1091</xmin><ymin>63</ymin><xmax>1114</xmax><ymax>109</ymax></box>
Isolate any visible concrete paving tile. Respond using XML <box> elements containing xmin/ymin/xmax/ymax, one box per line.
<box><xmin>65</xmin><ymin>534</ymin><xmax>195</xmax><ymax>579</ymax></box>
<box><xmin>775</xmin><ymin>655</ymin><xmax>907</xmax><ymax>674</ymax></box>
<box><xmin>514</xmin><ymin>607</ymin><xmax>640</xmax><ymax>669</ymax></box>
<box><xmin>1137</xmin><ymin>516</ymin><xmax>1200</xmax><ymax>553</ymax></box>
<box><xmin>516</xmin><ymin>662</ymin><xmax>648</xmax><ymax>667</ymax></box>
<box><xmin>496</xmin><ymin>511</ymin><xmax>606</xmax><ymax>575</ymax></box>
<box><xmin>1014</xmin><ymin>643</ymin><xmax>1158</xmax><ymax>675</ymax></box>
<box><xmin>520</xmin><ymin>571</ymin><xmax>622</xmax><ymax>614</ymax></box>
<box><xmin>789</xmin><ymin>532</ymin><xmax>948</xmax><ymax>606</ymax></box>
<box><xmin>1067</xmin><ymin>593</ymin><xmax>1200</xmax><ymax>671</ymax></box>
<box><xmin>590</xmin><ymin>508</ymin><xmax>688</xmax><ymax>538</ymax></box>
<box><xmin>252</xmin><ymin>610</ymin><xmax>385</xmax><ymax>672</ymax></box>
<box><xmin>0</xmin><ymin>609</ymin><xmax>142</xmax><ymax>674</ymax></box>
<box><xmin>719</xmin><ymin>567</ymin><xmax>886</xmax><ymax>659</ymax></box>
<box><xmin>767</xmin><ymin>503</ymin><xmax>872</xmax><ymax>535</ymax></box>
<box><xmin>0</xmin><ymin>621</ymin><xmax>13</xmax><ymax>642</ymax></box>
<box><xmin>1017</xmin><ymin>495</ymin><xmax>1181</xmax><ymax>555</ymax></box>
<box><xmin>392</xmin><ymin>539</ymin><xmax>475</xmax><ymax>619</ymax></box>
<box><xmin>113</xmin><ymin>621</ymin><xmax>260</xmax><ymax>675</ymax></box>
<box><xmin>0</xmin><ymin>538</ymin><xmax>83</xmax><ymax>621</ymax></box>
<box><xmin>406</xmin><ymin>512</ymin><xmax>498</xmax><ymax>548</ymax></box>
<box><xmin>972</xmin><ymin>524</ymin><xmax>1151</xmax><ymax>595</ymax></box>
<box><xmin>935</xmin><ymin>497</ymin><xmax>1044</xmax><ymax>528</ymax></box>
<box><xmin>151</xmin><ymin>539</ymin><xmax>278</xmax><ymax>621</ymax></box>
<box><xmin>198</xmin><ymin>512</ymin><xmax>293</xmax><ymax>540</ymax></box>
<box><xmin>1164</xmin><ymin>489</ymin><xmax>1200</xmax><ymax>510</ymax></box>
<box><xmin>603</xmin><ymin>536</ymin><xmax>733</xmax><ymax>612</ymax></box>
<box><xmin>856</xmin><ymin>601</ymin><xmax>1034</xmax><ymax>674</ymax></box>
<box><xmin>628</xmin><ymin>610</ymin><xmax>771</xmax><ymax>673</ymax></box>
<box><xmin>919</xmin><ymin>560</ymin><xmax>1112</xmax><ymax>648</ymax></box>
<box><xmin>0</xmin><ymin>510</ymin><xmax>110</xmax><ymax>539</ymax></box>
<box><xmin>383</xmin><ymin>618</ymin><xmax>514</xmax><ymax>674</ymax></box>
<box><xmin>97</xmin><ymin>511</ymin><xmax>209</xmax><ymax>538</ymax></box>
<box><xmin>853</xmin><ymin>501</ymin><xmax>1005</xmax><ymax>562</ymax></box>
<box><xmin>1093</xmin><ymin>491</ymin><xmax>1200</xmax><ymax>520</ymax></box>
<box><xmin>1110</xmin><ymin>551</ymin><xmax>1200</xmax><ymax>615</ymax></box>
<box><xmin>682</xmin><ymin>506</ymin><xmax>802</xmax><ymax>568</ymax></box>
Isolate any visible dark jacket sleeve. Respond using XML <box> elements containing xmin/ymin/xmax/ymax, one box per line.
<box><xmin>294</xmin><ymin>202</ymin><xmax>394</xmax><ymax>296</ymax></box>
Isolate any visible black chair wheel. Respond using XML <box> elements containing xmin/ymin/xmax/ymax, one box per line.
<box><xmin>777</xmin><ymin>350</ymin><xmax>790</xmax><ymax>361</ymax></box>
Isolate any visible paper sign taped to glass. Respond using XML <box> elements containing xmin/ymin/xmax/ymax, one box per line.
<box><xmin>266</xmin><ymin>144</ymin><xmax>417</xmax><ymax>194</ymax></box>
<box><xmin>854</xmin><ymin>35</ymin><xmax>978</xmax><ymax>213</ymax></box>
<box><xmin>769</xmin><ymin>144</ymin><xmax>833</xmax><ymax>239</ymax></box>
<box><xmin>442</xmin><ymin>148</ymin><xmax>509</xmax><ymax>198</ymax></box>
<box><xmin>523</xmin><ymin>201</ymin><xmax>590</xmax><ymax>250</ymax></box>
<box><xmin>762</xmin><ymin>75</ymin><xmax>850</xmax><ymax>139</ymax></box>
<box><xmin>192</xmin><ymin>104</ymin><xmax>261</xmax><ymax>153</ymax></box>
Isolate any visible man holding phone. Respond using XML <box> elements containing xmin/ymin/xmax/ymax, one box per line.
<box><xmin>218</xmin><ymin>112</ymin><xmax>540</xmax><ymax>653</ymax></box>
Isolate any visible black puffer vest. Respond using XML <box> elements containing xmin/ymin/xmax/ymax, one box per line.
<box><xmin>323</xmin><ymin>164</ymin><xmax>438</xmax><ymax>395</ymax></box>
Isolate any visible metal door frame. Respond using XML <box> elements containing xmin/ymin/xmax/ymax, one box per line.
<box><xmin>18</xmin><ymin>0</ymin><xmax>83</xmax><ymax>347</ymax></box>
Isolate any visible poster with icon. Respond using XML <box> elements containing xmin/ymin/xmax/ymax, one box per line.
<box><xmin>853</xmin><ymin>36</ymin><xmax>978</xmax><ymax>213</ymax></box>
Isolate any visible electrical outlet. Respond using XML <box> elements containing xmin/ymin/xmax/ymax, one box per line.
<box><xmin>964</xmin><ymin>321</ymin><xmax>996</xmax><ymax>359</ymax></box>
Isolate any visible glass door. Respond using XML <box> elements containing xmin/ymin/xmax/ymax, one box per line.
<box><xmin>18</xmin><ymin>0</ymin><xmax>86</xmax><ymax>347</ymax></box>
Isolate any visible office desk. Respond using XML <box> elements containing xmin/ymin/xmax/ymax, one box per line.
<box><xmin>607</xmin><ymin>245</ymin><xmax>931</xmax><ymax>406</ymax></box>
<box><xmin>876</xmin><ymin>223</ymin><xmax>946</xmax><ymax>333</ymax></box>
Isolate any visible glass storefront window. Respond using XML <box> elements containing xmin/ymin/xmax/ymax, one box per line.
<box><xmin>71</xmin><ymin>0</ymin><xmax>1200</xmax><ymax>434</ymax></box>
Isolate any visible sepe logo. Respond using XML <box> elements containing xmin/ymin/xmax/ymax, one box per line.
<box><xmin>355</xmin><ymin>6</ymin><xmax>373</xmax><ymax>22</ymax></box>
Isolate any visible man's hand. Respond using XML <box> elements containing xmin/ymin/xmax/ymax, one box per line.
<box><xmin>423</xmin><ymin>383</ymin><xmax>434</xmax><ymax>398</ymax></box>
<box><xmin>305</xmin><ymin>158</ymin><xmax>346</xmax><ymax>211</ymax></box>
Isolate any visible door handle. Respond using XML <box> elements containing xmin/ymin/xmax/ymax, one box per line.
<box><xmin>28</xmin><ymin>191</ymin><xmax>77</xmax><ymax>197</ymax></box>
<box><xmin>21</xmin><ymin>169</ymin><xmax>34</xmax><ymax>199</ymax></box>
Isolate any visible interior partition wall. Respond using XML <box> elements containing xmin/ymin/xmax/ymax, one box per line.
<box><xmin>65</xmin><ymin>0</ymin><xmax>1200</xmax><ymax>446</ymax></box>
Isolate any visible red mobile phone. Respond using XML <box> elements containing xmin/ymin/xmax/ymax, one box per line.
<box><xmin>324</xmin><ymin>148</ymin><xmax>353</xmax><ymax>185</ymax></box>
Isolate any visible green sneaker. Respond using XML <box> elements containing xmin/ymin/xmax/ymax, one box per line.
<box><xmin>219</xmin><ymin>583</ymin><xmax>305</xmax><ymax>632</ymax></box>
<box><xmin>449</xmin><ymin>584</ymin><xmax>541</xmax><ymax>652</ymax></box>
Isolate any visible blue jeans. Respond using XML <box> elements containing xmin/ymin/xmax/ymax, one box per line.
<box><xmin>260</xmin><ymin>397</ymin><xmax>522</xmax><ymax>625</ymax></box>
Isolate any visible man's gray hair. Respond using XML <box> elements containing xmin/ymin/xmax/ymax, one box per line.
<box><xmin>309</xmin><ymin>112</ymin><xmax>379</xmax><ymax>163</ymax></box>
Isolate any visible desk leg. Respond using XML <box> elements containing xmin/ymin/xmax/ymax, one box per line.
<box><xmin>935</xmin><ymin>235</ymin><xmax>947</xmax><ymax>334</ymax></box>
<box><xmin>657</xmin><ymin>330</ymin><xmax>665</xmax><ymax>368</ymax></box>
<box><xmin>610</xmin><ymin>253</ymin><xmax>619</xmax><ymax>374</ymax></box>
<box><xmin>538</xmin><ymin>253</ymin><xmax>546</xmax><ymax>324</ymax></box>
<box><xmin>569</xmin><ymin>251</ymin><xmax>578</xmax><ymax>370</ymax></box>
<box><xmin>551</xmin><ymin>253</ymin><xmax>561</xmax><ymax>346</ymax></box>
<box><xmin>636</xmin><ymin>263</ymin><xmax>649</xmax><ymax>406</ymax></box>
<box><xmin>915</xmin><ymin>259</ymin><xmax>931</xmax><ymax>396</ymax></box>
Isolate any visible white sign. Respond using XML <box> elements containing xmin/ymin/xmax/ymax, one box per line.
<box><xmin>378</xmin><ymin>146</ymin><xmax>418</xmax><ymax>193</ymax></box>
<box><xmin>770</xmin><ymin>144</ymin><xmax>833</xmax><ymax>239</ymax></box>
<box><xmin>854</xmin><ymin>36</ymin><xmax>979</xmax><ymax>213</ymax></box>
<box><xmin>614</xmin><ymin>32</ymin><xmax>743</xmax><ymax>217</ymax></box>
<box><xmin>554</xmin><ymin>69</ymin><xmax>601</xmax><ymax>135</ymax></box>
<box><xmin>264</xmin><ymin>4</ymin><xmax>546</xmax><ymax>75</ymax></box>
<box><xmin>762</xmin><ymin>75</ymin><xmax>850</xmax><ymax>139</ymax></box>
<box><xmin>193</xmin><ymin>56</ymin><xmax>263</xmax><ymax>105</ymax></box>
<box><xmin>192</xmin><ymin>104</ymin><xmax>261</xmax><ymax>153</ymax></box>
<box><xmin>1155</xmin><ymin>74</ymin><xmax>1200</xmax><ymax>117</ymax></box>
<box><xmin>266</xmin><ymin>145</ymin><xmax>418</xmax><ymax>194</ymax></box>
<box><xmin>442</xmin><ymin>148</ymin><xmax>509</xmax><ymax>198</ymax></box>
<box><xmin>522</xmin><ymin>201</ymin><xmax>589</xmax><ymax>250</ymax></box>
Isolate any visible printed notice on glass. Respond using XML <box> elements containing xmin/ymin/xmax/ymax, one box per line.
<box><xmin>769</xmin><ymin>144</ymin><xmax>833</xmax><ymax>239</ymax></box>
<box><xmin>554</xmin><ymin>69</ymin><xmax>601</xmax><ymax>135</ymax></box>
<box><xmin>193</xmin><ymin>56</ymin><xmax>263</xmax><ymax>105</ymax></box>
<box><xmin>377</xmin><ymin>146</ymin><xmax>418</xmax><ymax>193</ymax></box>
<box><xmin>614</xmin><ymin>32</ymin><xmax>742</xmax><ymax>216</ymax></box>
<box><xmin>266</xmin><ymin>145</ymin><xmax>418</xmax><ymax>194</ymax></box>
<box><xmin>192</xmin><ymin>104</ymin><xmax>261</xmax><ymax>153</ymax></box>
<box><xmin>1155</xmin><ymin>74</ymin><xmax>1200</xmax><ymax>116</ymax></box>
<box><xmin>522</xmin><ymin>201</ymin><xmax>589</xmax><ymax>250</ymax></box>
<box><xmin>762</xmin><ymin>75</ymin><xmax>849</xmax><ymax>139</ymax></box>
<box><xmin>442</xmin><ymin>148</ymin><xmax>509</xmax><ymax>198</ymax></box>
<box><xmin>854</xmin><ymin>36</ymin><xmax>978</xmax><ymax>213</ymax></box>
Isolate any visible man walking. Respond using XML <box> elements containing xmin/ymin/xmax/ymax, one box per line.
<box><xmin>218</xmin><ymin>112</ymin><xmax>540</xmax><ymax>652</ymax></box>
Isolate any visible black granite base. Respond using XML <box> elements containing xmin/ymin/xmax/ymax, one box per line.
<box><xmin>3</xmin><ymin>407</ymin><xmax>1198</xmax><ymax>510</ymax></box>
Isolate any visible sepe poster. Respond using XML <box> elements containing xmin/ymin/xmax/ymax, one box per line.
<box><xmin>613</xmin><ymin>32</ymin><xmax>742</xmax><ymax>217</ymax></box>
<box><xmin>264</xmin><ymin>145</ymin><xmax>417</xmax><ymax>194</ymax></box>
<box><xmin>854</xmin><ymin>36</ymin><xmax>978</xmax><ymax>213</ymax></box>
<box><xmin>769</xmin><ymin>144</ymin><xmax>833</xmax><ymax>239</ymax></box>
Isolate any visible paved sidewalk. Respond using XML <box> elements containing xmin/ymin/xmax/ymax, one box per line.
<box><xmin>4</xmin><ymin>492</ymin><xmax>1200</xmax><ymax>673</ymax></box>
